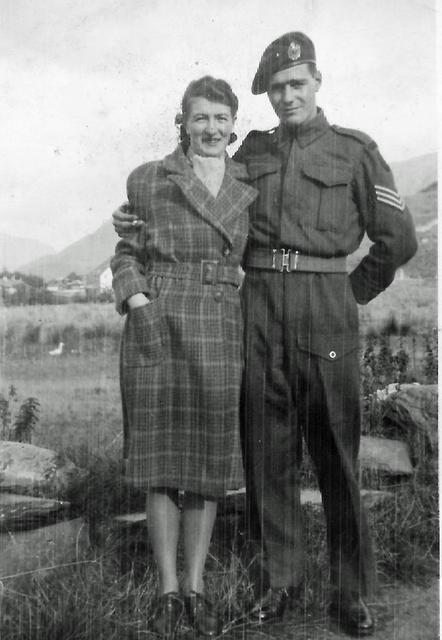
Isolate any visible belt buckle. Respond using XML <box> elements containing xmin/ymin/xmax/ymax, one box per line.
<box><xmin>272</xmin><ymin>248</ymin><xmax>291</xmax><ymax>272</ymax></box>
<box><xmin>200</xmin><ymin>259</ymin><xmax>219</xmax><ymax>284</ymax></box>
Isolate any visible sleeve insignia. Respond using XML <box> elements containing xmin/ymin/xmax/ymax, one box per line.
<box><xmin>374</xmin><ymin>185</ymin><xmax>405</xmax><ymax>211</ymax></box>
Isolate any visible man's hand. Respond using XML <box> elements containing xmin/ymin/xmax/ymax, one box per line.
<box><xmin>112</xmin><ymin>202</ymin><xmax>144</xmax><ymax>237</ymax></box>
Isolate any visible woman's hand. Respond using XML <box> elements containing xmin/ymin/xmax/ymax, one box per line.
<box><xmin>127</xmin><ymin>293</ymin><xmax>150</xmax><ymax>309</ymax></box>
<box><xmin>112</xmin><ymin>202</ymin><xmax>144</xmax><ymax>237</ymax></box>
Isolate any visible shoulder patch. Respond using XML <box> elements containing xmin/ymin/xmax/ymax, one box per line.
<box><xmin>331</xmin><ymin>125</ymin><xmax>375</xmax><ymax>147</ymax></box>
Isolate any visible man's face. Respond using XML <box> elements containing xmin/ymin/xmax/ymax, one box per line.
<box><xmin>267</xmin><ymin>64</ymin><xmax>321</xmax><ymax>127</ymax></box>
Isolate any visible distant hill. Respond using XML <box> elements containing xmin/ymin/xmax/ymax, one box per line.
<box><xmin>402</xmin><ymin>181</ymin><xmax>437</xmax><ymax>279</ymax></box>
<box><xmin>390</xmin><ymin>152</ymin><xmax>437</xmax><ymax>197</ymax></box>
<box><xmin>348</xmin><ymin>181</ymin><xmax>437</xmax><ymax>279</ymax></box>
<box><xmin>18</xmin><ymin>221</ymin><xmax>116</xmax><ymax>280</ymax></box>
<box><xmin>0</xmin><ymin>233</ymin><xmax>55</xmax><ymax>271</ymax></box>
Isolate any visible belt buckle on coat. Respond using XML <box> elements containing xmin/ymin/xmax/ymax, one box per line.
<box><xmin>201</xmin><ymin>260</ymin><xmax>219</xmax><ymax>284</ymax></box>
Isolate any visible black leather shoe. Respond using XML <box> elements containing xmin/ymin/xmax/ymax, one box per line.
<box><xmin>184</xmin><ymin>591</ymin><xmax>220</xmax><ymax>637</ymax></box>
<box><xmin>249</xmin><ymin>587</ymin><xmax>289</xmax><ymax>623</ymax></box>
<box><xmin>329</xmin><ymin>593</ymin><xmax>374</xmax><ymax>637</ymax></box>
<box><xmin>151</xmin><ymin>592</ymin><xmax>184</xmax><ymax>639</ymax></box>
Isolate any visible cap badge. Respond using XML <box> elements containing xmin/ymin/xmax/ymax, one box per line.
<box><xmin>287</xmin><ymin>41</ymin><xmax>301</xmax><ymax>61</ymax></box>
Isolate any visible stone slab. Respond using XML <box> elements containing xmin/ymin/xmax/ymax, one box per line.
<box><xmin>0</xmin><ymin>493</ymin><xmax>70</xmax><ymax>530</ymax></box>
<box><xmin>0</xmin><ymin>441</ymin><xmax>83</xmax><ymax>495</ymax></box>
<box><xmin>359</xmin><ymin>436</ymin><xmax>413</xmax><ymax>475</ymax></box>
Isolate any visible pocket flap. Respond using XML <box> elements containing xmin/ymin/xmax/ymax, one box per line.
<box><xmin>297</xmin><ymin>333</ymin><xmax>359</xmax><ymax>360</ymax></box>
<box><xmin>302</xmin><ymin>163</ymin><xmax>353</xmax><ymax>186</ymax></box>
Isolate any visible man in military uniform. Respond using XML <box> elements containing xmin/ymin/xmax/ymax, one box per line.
<box><xmin>113</xmin><ymin>32</ymin><xmax>417</xmax><ymax>637</ymax></box>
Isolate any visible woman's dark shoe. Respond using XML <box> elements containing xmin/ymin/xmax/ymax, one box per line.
<box><xmin>248</xmin><ymin>587</ymin><xmax>289</xmax><ymax>623</ymax></box>
<box><xmin>184</xmin><ymin>590</ymin><xmax>220</xmax><ymax>637</ymax></box>
<box><xmin>151</xmin><ymin>592</ymin><xmax>184</xmax><ymax>639</ymax></box>
<box><xmin>328</xmin><ymin>592</ymin><xmax>374</xmax><ymax>637</ymax></box>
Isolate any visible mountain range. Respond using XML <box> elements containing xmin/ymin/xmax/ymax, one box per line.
<box><xmin>0</xmin><ymin>234</ymin><xmax>55</xmax><ymax>272</ymax></box>
<box><xmin>7</xmin><ymin>151</ymin><xmax>438</xmax><ymax>281</ymax></box>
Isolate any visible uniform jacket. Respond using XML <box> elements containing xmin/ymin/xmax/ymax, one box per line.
<box><xmin>235</xmin><ymin>108</ymin><xmax>418</xmax><ymax>305</ymax></box>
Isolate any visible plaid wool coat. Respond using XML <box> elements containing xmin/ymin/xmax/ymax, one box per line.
<box><xmin>111</xmin><ymin>145</ymin><xmax>257</xmax><ymax>496</ymax></box>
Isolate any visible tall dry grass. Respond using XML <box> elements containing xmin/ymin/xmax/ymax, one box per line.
<box><xmin>1</xmin><ymin>303</ymin><xmax>124</xmax><ymax>357</ymax></box>
<box><xmin>358</xmin><ymin>278</ymin><xmax>437</xmax><ymax>335</ymax></box>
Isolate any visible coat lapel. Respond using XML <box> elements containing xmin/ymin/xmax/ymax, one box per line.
<box><xmin>164</xmin><ymin>146</ymin><xmax>257</xmax><ymax>246</ymax></box>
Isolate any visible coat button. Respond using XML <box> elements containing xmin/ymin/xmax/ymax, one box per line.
<box><xmin>329</xmin><ymin>350</ymin><xmax>337</xmax><ymax>359</ymax></box>
<box><xmin>222</xmin><ymin>247</ymin><xmax>231</xmax><ymax>257</ymax></box>
<box><xmin>213</xmin><ymin>289</ymin><xmax>224</xmax><ymax>302</ymax></box>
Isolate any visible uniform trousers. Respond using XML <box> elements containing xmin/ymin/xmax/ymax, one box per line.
<box><xmin>241</xmin><ymin>268</ymin><xmax>376</xmax><ymax>597</ymax></box>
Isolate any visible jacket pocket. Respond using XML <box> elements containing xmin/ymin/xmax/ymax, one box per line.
<box><xmin>247</xmin><ymin>158</ymin><xmax>281</xmax><ymax>219</ymax></box>
<box><xmin>124</xmin><ymin>301</ymin><xmax>164</xmax><ymax>367</ymax></box>
<box><xmin>297</xmin><ymin>333</ymin><xmax>359</xmax><ymax>361</ymax></box>
<box><xmin>301</xmin><ymin>162</ymin><xmax>353</xmax><ymax>231</ymax></box>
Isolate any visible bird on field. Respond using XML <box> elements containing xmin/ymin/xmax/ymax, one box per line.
<box><xmin>49</xmin><ymin>342</ymin><xmax>64</xmax><ymax>356</ymax></box>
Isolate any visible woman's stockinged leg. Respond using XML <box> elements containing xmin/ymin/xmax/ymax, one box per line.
<box><xmin>146</xmin><ymin>487</ymin><xmax>180</xmax><ymax>595</ymax></box>
<box><xmin>182</xmin><ymin>492</ymin><xmax>217</xmax><ymax>594</ymax></box>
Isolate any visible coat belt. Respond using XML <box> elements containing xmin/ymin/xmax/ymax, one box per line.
<box><xmin>148</xmin><ymin>261</ymin><xmax>241</xmax><ymax>286</ymax></box>
<box><xmin>244</xmin><ymin>249</ymin><xmax>348</xmax><ymax>273</ymax></box>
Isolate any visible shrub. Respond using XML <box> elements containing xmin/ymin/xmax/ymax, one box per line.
<box><xmin>0</xmin><ymin>385</ymin><xmax>40</xmax><ymax>442</ymax></box>
<box><xmin>424</xmin><ymin>329</ymin><xmax>438</xmax><ymax>383</ymax></box>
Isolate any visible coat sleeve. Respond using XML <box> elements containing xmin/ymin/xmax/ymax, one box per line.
<box><xmin>110</xmin><ymin>168</ymin><xmax>149</xmax><ymax>315</ymax></box>
<box><xmin>349</xmin><ymin>142</ymin><xmax>418</xmax><ymax>304</ymax></box>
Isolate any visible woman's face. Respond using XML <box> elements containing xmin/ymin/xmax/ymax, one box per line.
<box><xmin>185</xmin><ymin>97</ymin><xmax>235</xmax><ymax>157</ymax></box>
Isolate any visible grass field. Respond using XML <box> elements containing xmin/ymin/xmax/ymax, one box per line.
<box><xmin>0</xmin><ymin>277</ymin><xmax>437</xmax><ymax>356</ymax></box>
<box><xmin>0</xmin><ymin>275</ymin><xmax>437</xmax><ymax>453</ymax></box>
<box><xmin>2</xmin><ymin>350</ymin><xmax>122</xmax><ymax>457</ymax></box>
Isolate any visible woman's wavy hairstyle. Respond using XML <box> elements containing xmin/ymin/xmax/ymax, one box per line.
<box><xmin>176</xmin><ymin>76</ymin><xmax>238</xmax><ymax>146</ymax></box>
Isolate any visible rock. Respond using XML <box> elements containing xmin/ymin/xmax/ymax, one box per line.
<box><xmin>359</xmin><ymin>436</ymin><xmax>413</xmax><ymax>475</ymax></box>
<box><xmin>300</xmin><ymin>488</ymin><xmax>393</xmax><ymax>509</ymax></box>
<box><xmin>0</xmin><ymin>516</ymin><xmax>89</xmax><ymax>579</ymax></box>
<box><xmin>0</xmin><ymin>493</ymin><xmax>70</xmax><ymax>532</ymax></box>
<box><xmin>382</xmin><ymin>384</ymin><xmax>438</xmax><ymax>467</ymax></box>
<box><xmin>360</xmin><ymin>489</ymin><xmax>394</xmax><ymax>509</ymax></box>
<box><xmin>0</xmin><ymin>441</ymin><xmax>83</xmax><ymax>497</ymax></box>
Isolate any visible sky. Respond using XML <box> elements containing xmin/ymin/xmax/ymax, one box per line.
<box><xmin>1</xmin><ymin>0</ymin><xmax>439</xmax><ymax>250</ymax></box>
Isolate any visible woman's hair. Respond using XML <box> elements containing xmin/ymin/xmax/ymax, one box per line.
<box><xmin>177</xmin><ymin>76</ymin><xmax>238</xmax><ymax>144</ymax></box>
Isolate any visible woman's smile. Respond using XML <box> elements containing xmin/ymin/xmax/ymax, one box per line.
<box><xmin>185</xmin><ymin>97</ymin><xmax>235</xmax><ymax>157</ymax></box>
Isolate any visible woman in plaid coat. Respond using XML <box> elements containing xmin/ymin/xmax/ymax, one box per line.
<box><xmin>111</xmin><ymin>77</ymin><xmax>257</xmax><ymax>638</ymax></box>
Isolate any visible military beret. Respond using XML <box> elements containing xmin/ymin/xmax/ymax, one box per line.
<box><xmin>252</xmin><ymin>32</ymin><xmax>316</xmax><ymax>95</ymax></box>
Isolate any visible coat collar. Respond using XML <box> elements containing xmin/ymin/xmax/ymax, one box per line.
<box><xmin>163</xmin><ymin>145</ymin><xmax>257</xmax><ymax>247</ymax></box>
<box><xmin>277</xmin><ymin>107</ymin><xmax>329</xmax><ymax>149</ymax></box>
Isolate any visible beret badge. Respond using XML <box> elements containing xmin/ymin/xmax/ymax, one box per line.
<box><xmin>287</xmin><ymin>41</ymin><xmax>301</xmax><ymax>61</ymax></box>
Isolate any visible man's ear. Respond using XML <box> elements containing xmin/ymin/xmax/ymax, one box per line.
<box><xmin>315</xmin><ymin>69</ymin><xmax>322</xmax><ymax>92</ymax></box>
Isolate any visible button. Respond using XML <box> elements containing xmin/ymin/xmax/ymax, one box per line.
<box><xmin>213</xmin><ymin>290</ymin><xmax>224</xmax><ymax>302</ymax></box>
<box><xmin>222</xmin><ymin>247</ymin><xmax>231</xmax><ymax>257</ymax></box>
<box><xmin>329</xmin><ymin>350</ymin><xmax>337</xmax><ymax>359</ymax></box>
